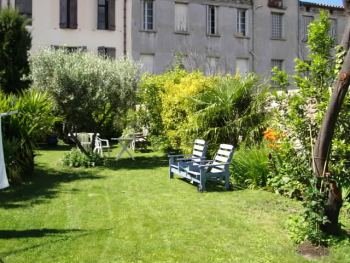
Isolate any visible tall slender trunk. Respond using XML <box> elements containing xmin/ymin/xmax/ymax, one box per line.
<box><xmin>313</xmin><ymin>1</ymin><xmax>350</xmax><ymax>234</ymax></box>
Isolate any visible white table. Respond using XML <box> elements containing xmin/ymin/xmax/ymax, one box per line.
<box><xmin>112</xmin><ymin>137</ymin><xmax>135</xmax><ymax>160</ymax></box>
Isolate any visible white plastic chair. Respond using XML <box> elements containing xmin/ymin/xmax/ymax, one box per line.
<box><xmin>93</xmin><ymin>136</ymin><xmax>110</xmax><ymax>157</ymax></box>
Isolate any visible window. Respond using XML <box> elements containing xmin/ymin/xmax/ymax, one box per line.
<box><xmin>15</xmin><ymin>0</ymin><xmax>32</xmax><ymax>23</ymax></box>
<box><xmin>206</xmin><ymin>57</ymin><xmax>219</xmax><ymax>75</ymax></box>
<box><xmin>207</xmin><ymin>5</ymin><xmax>218</xmax><ymax>35</ymax></box>
<box><xmin>52</xmin><ymin>46</ymin><xmax>87</xmax><ymax>52</ymax></box>
<box><xmin>271</xmin><ymin>59</ymin><xmax>283</xmax><ymax>71</ymax></box>
<box><xmin>174</xmin><ymin>3</ymin><xmax>188</xmax><ymax>33</ymax></box>
<box><xmin>236</xmin><ymin>58</ymin><xmax>249</xmax><ymax>75</ymax></box>
<box><xmin>98</xmin><ymin>47</ymin><xmax>116</xmax><ymax>59</ymax></box>
<box><xmin>140</xmin><ymin>54</ymin><xmax>154</xmax><ymax>73</ymax></box>
<box><xmin>143</xmin><ymin>0</ymin><xmax>154</xmax><ymax>31</ymax></box>
<box><xmin>268</xmin><ymin>0</ymin><xmax>283</xmax><ymax>9</ymax></box>
<box><xmin>302</xmin><ymin>16</ymin><xmax>313</xmax><ymax>41</ymax></box>
<box><xmin>236</xmin><ymin>9</ymin><xmax>247</xmax><ymax>36</ymax></box>
<box><xmin>330</xmin><ymin>18</ymin><xmax>337</xmax><ymax>40</ymax></box>
<box><xmin>98</xmin><ymin>0</ymin><xmax>116</xmax><ymax>30</ymax></box>
<box><xmin>59</xmin><ymin>0</ymin><xmax>78</xmax><ymax>29</ymax></box>
<box><xmin>271</xmin><ymin>12</ymin><xmax>283</xmax><ymax>39</ymax></box>
<box><xmin>271</xmin><ymin>59</ymin><xmax>283</xmax><ymax>85</ymax></box>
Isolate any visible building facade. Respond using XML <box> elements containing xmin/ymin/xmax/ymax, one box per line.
<box><xmin>0</xmin><ymin>0</ymin><xmax>346</xmax><ymax>77</ymax></box>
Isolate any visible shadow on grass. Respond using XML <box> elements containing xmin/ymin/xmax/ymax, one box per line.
<box><xmin>176</xmin><ymin>178</ymin><xmax>234</xmax><ymax>192</ymax></box>
<box><xmin>104</xmin><ymin>155</ymin><xmax>168</xmax><ymax>170</ymax></box>
<box><xmin>0</xmin><ymin>228</ymin><xmax>112</xmax><ymax>258</ymax></box>
<box><xmin>37</xmin><ymin>144</ymin><xmax>73</xmax><ymax>152</ymax></box>
<box><xmin>0</xmin><ymin>228</ymin><xmax>84</xmax><ymax>239</ymax></box>
<box><xmin>0</xmin><ymin>165</ymin><xmax>104</xmax><ymax>209</ymax></box>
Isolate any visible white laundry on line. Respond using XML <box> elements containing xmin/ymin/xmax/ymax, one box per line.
<box><xmin>0</xmin><ymin>111</ymin><xmax>18</xmax><ymax>190</ymax></box>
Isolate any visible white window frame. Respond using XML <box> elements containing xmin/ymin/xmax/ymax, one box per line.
<box><xmin>302</xmin><ymin>15</ymin><xmax>313</xmax><ymax>42</ymax></box>
<box><xmin>207</xmin><ymin>5</ymin><xmax>218</xmax><ymax>36</ymax></box>
<box><xmin>140</xmin><ymin>53</ymin><xmax>155</xmax><ymax>73</ymax></box>
<box><xmin>271</xmin><ymin>12</ymin><xmax>283</xmax><ymax>39</ymax></box>
<box><xmin>235</xmin><ymin>58</ymin><xmax>250</xmax><ymax>75</ymax></box>
<box><xmin>271</xmin><ymin>59</ymin><xmax>283</xmax><ymax>71</ymax></box>
<box><xmin>142</xmin><ymin>0</ymin><xmax>155</xmax><ymax>31</ymax></box>
<box><xmin>330</xmin><ymin>18</ymin><xmax>337</xmax><ymax>40</ymax></box>
<box><xmin>236</xmin><ymin>9</ymin><xmax>248</xmax><ymax>37</ymax></box>
<box><xmin>174</xmin><ymin>2</ymin><xmax>188</xmax><ymax>33</ymax></box>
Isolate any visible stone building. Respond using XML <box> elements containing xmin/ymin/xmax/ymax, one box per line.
<box><xmin>0</xmin><ymin>0</ymin><xmax>346</xmax><ymax>77</ymax></box>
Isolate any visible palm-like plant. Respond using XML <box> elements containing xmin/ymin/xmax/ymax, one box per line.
<box><xmin>190</xmin><ymin>74</ymin><xmax>269</xmax><ymax>148</ymax></box>
<box><xmin>1</xmin><ymin>89</ymin><xmax>58</xmax><ymax>181</ymax></box>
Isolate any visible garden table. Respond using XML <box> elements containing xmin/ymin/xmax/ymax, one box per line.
<box><xmin>112</xmin><ymin>137</ymin><xmax>135</xmax><ymax>160</ymax></box>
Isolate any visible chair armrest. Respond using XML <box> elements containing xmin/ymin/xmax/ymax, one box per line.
<box><xmin>99</xmin><ymin>138</ymin><xmax>110</xmax><ymax>147</ymax></box>
<box><xmin>199</xmin><ymin>162</ymin><xmax>231</xmax><ymax>168</ymax></box>
<box><xmin>176</xmin><ymin>156</ymin><xmax>206</xmax><ymax>161</ymax></box>
<box><xmin>168</xmin><ymin>154</ymin><xmax>190</xmax><ymax>158</ymax></box>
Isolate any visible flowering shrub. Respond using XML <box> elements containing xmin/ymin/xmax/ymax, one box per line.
<box><xmin>139</xmin><ymin>70</ymin><xmax>268</xmax><ymax>153</ymax></box>
<box><xmin>270</xmin><ymin>11</ymin><xmax>350</xmax><ymax>244</ymax></box>
<box><xmin>138</xmin><ymin>69</ymin><xmax>216</xmax><ymax>152</ymax></box>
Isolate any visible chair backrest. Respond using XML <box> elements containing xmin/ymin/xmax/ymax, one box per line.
<box><xmin>191</xmin><ymin>139</ymin><xmax>207</xmax><ymax>162</ymax></box>
<box><xmin>77</xmin><ymin>133</ymin><xmax>90</xmax><ymax>143</ymax></box>
<box><xmin>211</xmin><ymin>144</ymin><xmax>234</xmax><ymax>173</ymax></box>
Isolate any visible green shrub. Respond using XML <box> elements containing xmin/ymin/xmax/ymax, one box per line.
<box><xmin>0</xmin><ymin>8</ymin><xmax>31</xmax><ymax>94</ymax></box>
<box><xmin>62</xmin><ymin>149</ymin><xmax>102</xmax><ymax>168</ymax></box>
<box><xmin>138</xmin><ymin>69</ymin><xmax>214</xmax><ymax>152</ymax></box>
<box><xmin>231</xmin><ymin>144</ymin><xmax>270</xmax><ymax>189</ymax></box>
<box><xmin>30</xmin><ymin>49</ymin><xmax>140</xmax><ymax>147</ymax></box>
<box><xmin>192</xmin><ymin>74</ymin><xmax>269</xmax><ymax>151</ymax></box>
<box><xmin>267</xmin><ymin>140</ymin><xmax>310</xmax><ymax>200</ymax></box>
<box><xmin>139</xmin><ymin>70</ymin><xmax>268</xmax><ymax>154</ymax></box>
<box><xmin>0</xmin><ymin>89</ymin><xmax>57</xmax><ymax>181</ymax></box>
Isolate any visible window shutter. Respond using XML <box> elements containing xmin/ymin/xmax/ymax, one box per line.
<box><xmin>69</xmin><ymin>0</ymin><xmax>78</xmax><ymax>29</ymax></box>
<box><xmin>107</xmin><ymin>48</ymin><xmax>116</xmax><ymax>58</ymax></box>
<box><xmin>59</xmin><ymin>0</ymin><xmax>68</xmax><ymax>28</ymax></box>
<box><xmin>108</xmin><ymin>0</ymin><xmax>116</xmax><ymax>30</ymax></box>
<box><xmin>98</xmin><ymin>47</ymin><xmax>105</xmax><ymax>56</ymax></box>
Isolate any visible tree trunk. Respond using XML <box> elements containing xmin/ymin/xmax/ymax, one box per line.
<box><xmin>313</xmin><ymin>1</ymin><xmax>350</xmax><ymax>234</ymax></box>
<box><xmin>67</xmin><ymin>127</ymin><xmax>90</xmax><ymax>156</ymax></box>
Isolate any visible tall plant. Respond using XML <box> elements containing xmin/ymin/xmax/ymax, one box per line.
<box><xmin>0</xmin><ymin>90</ymin><xmax>57</xmax><ymax>182</ymax></box>
<box><xmin>0</xmin><ymin>8</ymin><xmax>31</xmax><ymax>94</ymax></box>
<box><xmin>191</xmin><ymin>74</ymin><xmax>269</xmax><ymax>149</ymax></box>
<box><xmin>271</xmin><ymin>10</ymin><xmax>350</xmax><ymax>240</ymax></box>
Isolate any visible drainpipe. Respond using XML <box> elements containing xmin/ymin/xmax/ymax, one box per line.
<box><xmin>297</xmin><ymin>0</ymin><xmax>301</xmax><ymax>59</ymax></box>
<box><xmin>123</xmin><ymin>0</ymin><xmax>127</xmax><ymax>56</ymax></box>
<box><xmin>251</xmin><ymin>3</ymin><xmax>263</xmax><ymax>73</ymax></box>
<box><xmin>251</xmin><ymin>0</ymin><xmax>255</xmax><ymax>72</ymax></box>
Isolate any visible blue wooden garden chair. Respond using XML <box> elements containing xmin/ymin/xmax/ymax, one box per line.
<box><xmin>177</xmin><ymin>144</ymin><xmax>234</xmax><ymax>192</ymax></box>
<box><xmin>169</xmin><ymin>139</ymin><xmax>207</xmax><ymax>179</ymax></box>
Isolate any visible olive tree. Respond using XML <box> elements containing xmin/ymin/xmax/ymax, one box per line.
<box><xmin>30</xmin><ymin>49</ymin><xmax>140</xmax><ymax>153</ymax></box>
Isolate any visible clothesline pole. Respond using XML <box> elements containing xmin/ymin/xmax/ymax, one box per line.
<box><xmin>0</xmin><ymin>110</ymin><xmax>18</xmax><ymax>190</ymax></box>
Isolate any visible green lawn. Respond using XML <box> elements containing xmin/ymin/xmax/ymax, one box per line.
<box><xmin>0</xmin><ymin>145</ymin><xmax>349</xmax><ymax>263</ymax></box>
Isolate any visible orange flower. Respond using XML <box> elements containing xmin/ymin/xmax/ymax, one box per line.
<box><xmin>263</xmin><ymin>128</ymin><xmax>279</xmax><ymax>142</ymax></box>
<box><xmin>263</xmin><ymin>128</ymin><xmax>282</xmax><ymax>150</ymax></box>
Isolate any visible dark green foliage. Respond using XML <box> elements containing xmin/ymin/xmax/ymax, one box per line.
<box><xmin>288</xmin><ymin>179</ymin><xmax>329</xmax><ymax>245</ymax></box>
<box><xmin>0</xmin><ymin>8</ymin><xmax>31</xmax><ymax>94</ymax></box>
<box><xmin>267</xmin><ymin>141</ymin><xmax>311</xmax><ymax>200</ymax></box>
<box><xmin>231</xmin><ymin>144</ymin><xmax>270</xmax><ymax>189</ymax></box>
<box><xmin>271</xmin><ymin>11</ymin><xmax>350</xmax><ymax>242</ymax></box>
<box><xmin>0</xmin><ymin>90</ymin><xmax>57</xmax><ymax>182</ymax></box>
<box><xmin>191</xmin><ymin>75</ymin><xmax>269</xmax><ymax>152</ymax></box>
<box><xmin>62</xmin><ymin>149</ymin><xmax>102</xmax><ymax>168</ymax></box>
